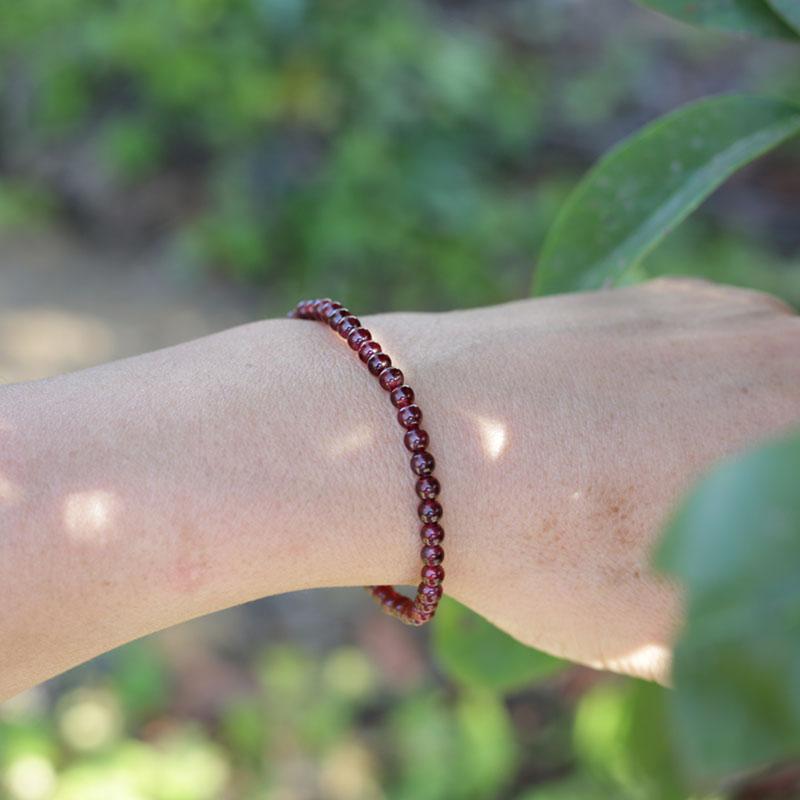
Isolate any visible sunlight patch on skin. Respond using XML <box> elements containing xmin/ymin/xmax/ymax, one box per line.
<box><xmin>63</xmin><ymin>490</ymin><xmax>118</xmax><ymax>543</ymax></box>
<box><xmin>328</xmin><ymin>424</ymin><xmax>373</xmax><ymax>457</ymax></box>
<box><xmin>474</xmin><ymin>415</ymin><xmax>508</xmax><ymax>461</ymax></box>
<box><xmin>590</xmin><ymin>642</ymin><xmax>672</xmax><ymax>683</ymax></box>
<box><xmin>0</xmin><ymin>474</ymin><xmax>22</xmax><ymax>506</ymax></box>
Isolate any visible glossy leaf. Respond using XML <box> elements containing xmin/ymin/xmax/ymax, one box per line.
<box><xmin>634</xmin><ymin>0</ymin><xmax>798</xmax><ymax>38</ymax></box>
<box><xmin>657</xmin><ymin>431</ymin><xmax>800</xmax><ymax>780</ymax></box>
<box><xmin>534</xmin><ymin>95</ymin><xmax>800</xmax><ymax>295</ymax></box>
<box><xmin>432</xmin><ymin>597</ymin><xmax>564</xmax><ymax>691</ymax></box>
<box><xmin>767</xmin><ymin>0</ymin><xmax>800</xmax><ymax>33</ymax></box>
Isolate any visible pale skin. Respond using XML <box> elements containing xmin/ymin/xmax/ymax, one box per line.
<box><xmin>1</xmin><ymin>278</ymin><xmax>798</xmax><ymax>700</ymax></box>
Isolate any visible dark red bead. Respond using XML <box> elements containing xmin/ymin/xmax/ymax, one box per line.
<box><xmin>394</xmin><ymin>595</ymin><xmax>413</xmax><ymax>618</ymax></box>
<box><xmin>421</xmin><ymin>545</ymin><xmax>444</xmax><ymax>565</ymax></box>
<box><xmin>372</xmin><ymin>585</ymin><xmax>392</xmax><ymax>602</ymax></box>
<box><xmin>359</xmin><ymin>341</ymin><xmax>382</xmax><ymax>363</ymax></box>
<box><xmin>312</xmin><ymin>299</ymin><xmax>328</xmax><ymax>319</ymax></box>
<box><xmin>348</xmin><ymin>327</ymin><xmax>371</xmax><ymax>351</ymax></box>
<box><xmin>410</xmin><ymin>451</ymin><xmax>435</xmax><ymax>476</ymax></box>
<box><xmin>418</xmin><ymin>499</ymin><xmax>442</xmax><ymax>524</ymax></box>
<box><xmin>329</xmin><ymin>308</ymin><xmax>350</xmax><ymax>329</ymax></box>
<box><xmin>416</xmin><ymin>595</ymin><xmax>438</xmax><ymax>612</ymax></box>
<box><xmin>390</xmin><ymin>385</ymin><xmax>415</xmax><ymax>408</ymax></box>
<box><xmin>416</xmin><ymin>476</ymin><xmax>440</xmax><ymax>499</ymax></box>
<box><xmin>381</xmin><ymin>591</ymin><xmax>401</xmax><ymax>611</ymax></box>
<box><xmin>421</xmin><ymin>564</ymin><xmax>445</xmax><ymax>585</ymax></box>
<box><xmin>367</xmin><ymin>353</ymin><xmax>391</xmax><ymax>376</ymax></box>
<box><xmin>398</xmin><ymin>404</ymin><xmax>422</xmax><ymax>429</ymax></box>
<box><xmin>324</xmin><ymin>301</ymin><xmax>342</xmax><ymax>321</ymax></box>
<box><xmin>338</xmin><ymin>316</ymin><xmax>360</xmax><ymax>338</ymax></box>
<box><xmin>420</xmin><ymin>523</ymin><xmax>444</xmax><ymax>546</ymax></box>
<box><xmin>404</xmin><ymin>428</ymin><xmax>429</xmax><ymax>452</ymax></box>
<box><xmin>418</xmin><ymin>583</ymin><xmax>443</xmax><ymax>604</ymax></box>
<box><xmin>379</xmin><ymin>367</ymin><xmax>404</xmax><ymax>391</ymax></box>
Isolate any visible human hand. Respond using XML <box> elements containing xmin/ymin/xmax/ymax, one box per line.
<box><xmin>371</xmin><ymin>279</ymin><xmax>800</xmax><ymax>683</ymax></box>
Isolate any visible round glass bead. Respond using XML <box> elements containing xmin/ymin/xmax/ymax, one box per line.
<box><xmin>379</xmin><ymin>367</ymin><xmax>404</xmax><ymax>391</ymax></box>
<box><xmin>416</xmin><ymin>476</ymin><xmax>440</xmax><ymax>499</ymax></box>
<box><xmin>421</xmin><ymin>545</ymin><xmax>444</xmax><ymax>565</ymax></box>
<box><xmin>324</xmin><ymin>301</ymin><xmax>343</xmax><ymax>321</ymax></box>
<box><xmin>372</xmin><ymin>585</ymin><xmax>392</xmax><ymax>602</ymax></box>
<box><xmin>418</xmin><ymin>499</ymin><xmax>442</xmax><ymax>524</ymax></box>
<box><xmin>420</xmin><ymin>523</ymin><xmax>444</xmax><ymax>546</ymax></box>
<box><xmin>359</xmin><ymin>340</ymin><xmax>382</xmax><ymax>363</ymax></box>
<box><xmin>390</xmin><ymin>385</ymin><xmax>415</xmax><ymax>408</ymax></box>
<box><xmin>329</xmin><ymin>308</ymin><xmax>349</xmax><ymax>329</ymax></box>
<box><xmin>410</xmin><ymin>451</ymin><xmax>435</xmax><ymax>476</ymax></box>
<box><xmin>367</xmin><ymin>353</ymin><xmax>391</xmax><ymax>376</ymax></box>
<box><xmin>398</xmin><ymin>404</ymin><xmax>422</xmax><ymax>429</ymax></box>
<box><xmin>338</xmin><ymin>316</ymin><xmax>360</xmax><ymax>338</ymax></box>
<box><xmin>418</xmin><ymin>583</ymin><xmax>443</xmax><ymax>604</ymax></box>
<box><xmin>348</xmin><ymin>328</ymin><xmax>372</xmax><ymax>351</ymax></box>
<box><xmin>404</xmin><ymin>428</ymin><xmax>429</xmax><ymax>452</ymax></box>
<box><xmin>394</xmin><ymin>596</ymin><xmax>413</xmax><ymax>618</ymax></box>
<box><xmin>421</xmin><ymin>564</ymin><xmax>445</xmax><ymax>585</ymax></box>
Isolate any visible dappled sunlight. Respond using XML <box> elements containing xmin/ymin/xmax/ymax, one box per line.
<box><xmin>327</xmin><ymin>423</ymin><xmax>374</xmax><ymax>457</ymax></box>
<box><xmin>590</xmin><ymin>642</ymin><xmax>672</xmax><ymax>683</ymax></box>
<box><xmin>0</xmin><ymin>474</ymin><xmax>22</xmax><ymax>507</ymax></box>
<box><xmin>62</xmin><ymin>490</ymin><xmax>119</xmax><ymax>544</ymax></box>
<box><xmin>473</xmin><ymin>415</ymin><xmax>509</xmax><ymax>461</ymax></box>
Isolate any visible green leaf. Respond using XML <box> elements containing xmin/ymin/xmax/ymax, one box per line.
<box><xmin>454</xmin><ymin>690</ymin><xmax>518</xmax><ymax>797</ymax></box>
<box><xmin>634</xmin><ymin>0</ymin><xmax>798</xmax><ymax>39</ymax></box>
<box><xmin>572</xmin><ymin>680</ymin><xmax>685</xmax><ymax>800</ymax></box>
<box><xmin>534</xmin><ymin>95</ymin><xmax>800</xmax><ymax>295</ymax></box>
<box><xmin>766</xmin><ymin>0</ymin><xmax>800</xmax><ymax>33</ymax></box>
<box><xmin>432</xmin><ymin>597</ymin><xmax>564</xmax><ymax>691</ymax></box>
<box><xmin>657</xmin><ymin>431</ymin><xmax>800</xmax><ymax>780</ymax></box>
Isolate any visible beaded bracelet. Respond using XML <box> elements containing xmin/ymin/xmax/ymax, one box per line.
<box><xmin>289</xmin><ymin>298</ymin><xmax>444</xmax><ymax>626</ymax></box>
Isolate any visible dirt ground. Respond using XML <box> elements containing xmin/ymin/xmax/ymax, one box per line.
<box><xmin>0</xmin><ymin>228</ymin><xmax>260</xmax><ymax>383</ymax></box>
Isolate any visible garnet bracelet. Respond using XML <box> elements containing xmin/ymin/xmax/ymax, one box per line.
<box><xmin>289</xmin><ymin>298</ymin><xmax>444</xmax><ymax>626</ymax></box>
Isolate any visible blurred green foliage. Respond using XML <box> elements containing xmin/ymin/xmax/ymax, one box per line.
<box><xmin>0</xmin><ymin>639</ymin><xmax>572</xmax><ymax>800</ymax></box>
<box><xmin>0</xmin><ymin>0</ymin><xmax>554</xmax><ymax>309</ymax></box>
<box><xmin>4</xmin><ymin>0</ymin><xmax>797</xmax><ymax>313</ymax></box>
<box><xmin>2</xmin><ymin>1</ymin><xmax>800</xmax><ymax>798</ymax></box>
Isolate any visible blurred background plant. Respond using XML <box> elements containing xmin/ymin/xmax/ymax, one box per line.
<box><xmin>2</xmin><ymin>0</ymin><xmax>800</xmax><ymax>312</ymax></box>
<box><xmin>1</xmin><ymin>0</ymin><xmax>800</xmax><ymax>798</ymax></box>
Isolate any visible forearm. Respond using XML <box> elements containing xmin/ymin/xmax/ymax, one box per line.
<box><xmin>0</xmin><ymin>315</ymin><xmax>439</xmax><ymax>699</ymax></box>
<box><xmin>4</xmin><ymin>282</ymin><xmax>795</xmax><ymax>696</ymax></box>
